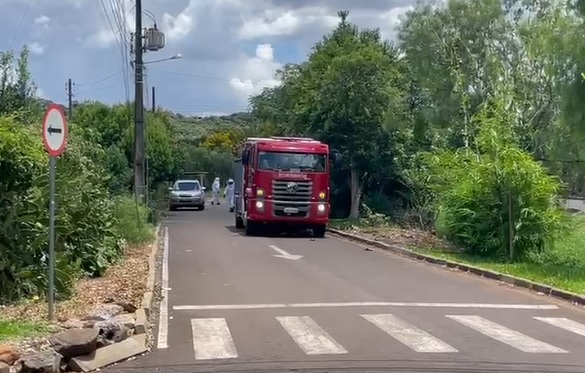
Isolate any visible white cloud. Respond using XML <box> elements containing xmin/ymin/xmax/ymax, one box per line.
<box><xmin>28</xmin><ymin>42</ymin><xmax>45</xmax><ymax>55</ymax></box>
<box><xmin>238</xmin><ymin>7</ymin><xmax>338</xmax><ymax>40</ymax></box>
<box><xmin>84</xmin><ymin>0</ymin><xmax>134</xmax><ymax>49</ymax></box>
<box><xmin>378</xmin><ymin>6</ymin><xmax>413</xmax><ymax>40</ymax></box>
<box><xmin>229</xmin><ymin>44</ymin><xmax>282</xmax><ymax>101</ymax></box>
<box><xmin>34</xmin><ymin>15</ymin><xmax>50</xmax><ymax>25</ymax></box>
<box><xmin>162</xmin><ymin>10</ymin><xmax>194</xmax><ymax>42</ymax></box>
<box><xmin>0</xmin><ymin>0</ymin><xmax>418</xmax><ymax>114</ymax></box>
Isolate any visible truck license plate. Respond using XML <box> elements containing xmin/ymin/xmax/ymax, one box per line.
<box><xmin>283</xmin><ymin>207</ymin><xmax>298</xmax><ymax>214</ymax></box>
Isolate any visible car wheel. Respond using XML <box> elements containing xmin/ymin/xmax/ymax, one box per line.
<box><xmin>198</xmin><ymin>204</ymin><xmax>205</xmax><ymax>211</ymax></box>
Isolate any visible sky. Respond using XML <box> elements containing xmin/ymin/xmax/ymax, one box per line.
<box><xmin>1</xmin><ymin>0</ymin><xmax>415</xmax><ymax>116</ymax></box>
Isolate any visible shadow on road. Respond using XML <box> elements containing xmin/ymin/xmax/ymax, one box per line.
<box><xmin>223</xmin><ymin>224</ymin><xmax>318</xmax><ymax>239</ymax></box>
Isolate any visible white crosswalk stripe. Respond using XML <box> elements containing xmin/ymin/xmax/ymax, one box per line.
<box><xmin>191</xmin><ymin>318</ymin><xmax>238</xmax><ymax>360</ymax></box>
<box><xmin>276</xmin><ymin>316</ymin><xmax>348</xmax><ymax>355</ymax></box>
<box><xmin>187</xmin><ymin>314</ymin><xmax>585</xmax><ymax>360</ymax></box>
<box><xmin>362</xmin><ymin>313</ymin><xmax>457</xmax><ymax>353</ymax></box>
<box><xmin>446</xmin><ymin>315</ymin><xmax>567</xmax><ymax>353</ymax></box>
<box><xmin>534</xmin><ymin>317</ymin><xmax>585</xmax><ymax>337</ymax></box>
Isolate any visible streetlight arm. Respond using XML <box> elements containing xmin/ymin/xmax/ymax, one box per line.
<box><xmin>143</xmin><ymin>54</ymin><xmax>182</xmax><ymax>65</ymax></box>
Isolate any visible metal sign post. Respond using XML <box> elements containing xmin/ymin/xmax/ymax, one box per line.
<box><xmin>42</xmin><ymin>104</ymin><xmax>68</xmax><ymax>320</ymax></box>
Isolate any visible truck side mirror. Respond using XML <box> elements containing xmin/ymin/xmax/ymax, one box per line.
<box><xmin>242</xmin><ymin>149</ymin><xmax>250</xmax><ymax>166</ymax></box>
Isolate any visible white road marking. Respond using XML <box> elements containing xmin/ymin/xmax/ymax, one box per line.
<box><xmin>447</xmin><ymin>315</ymin><xmax>567</xmax><ymax>353</ymax></box>
<box><xmin>362</xmin><ymin>314</ymin><xmax>457</xmax><ymax>353</ymax></box>
<box><xmin>270</xmin><ymin>245</ymin><xmax>303</xmax><ymax>260</ymax></box>
<box><xmin>276</xmin><ymin>316</ymin><xmax>347</xmax><ymax>355</ymax></box>
<box><xmin>157</xmin><ymin>227</ymin><xmax>170</xmax><ymax>349</ymax></box>
<box><xmin>191</xmin><ymin>318</ymin><xmax>238</xmax><ymax>360</ymax></box>
<box><xmin>534</xmin><ymin>317</ymin><xmax>585</xmax><ymax>337</ymax></box>
<box><xmin>173</xmin><ymin>302</ymin><xmax>558</xmax><ymax>311</ymax></box>
<box><xmin>175</xmin><ymin>303</ymin><xmax>288</xmax><ymax>311</ymax></box>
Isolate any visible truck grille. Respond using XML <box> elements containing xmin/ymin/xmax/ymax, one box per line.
<box><xmin>272</xmin><ymin>180</ymin><xmax>312</xmax><ymax>217</ymax></box>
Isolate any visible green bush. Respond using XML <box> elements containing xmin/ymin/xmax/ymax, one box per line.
<box><xmin>112</xmin><ymin>195</ymin><xmax>154</xmax><ymax>246</ymax></box>
<box><xmin>425</xmin><ymin>100</ymin><xmax>567</xmax><ymax>261</ymax></box>
<box><xmin>0</xmin><ymin>116</ymin><xmax>127</xmax><ymax>303</ymax></box>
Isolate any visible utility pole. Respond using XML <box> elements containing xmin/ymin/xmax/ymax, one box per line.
<box><xmin>66</xmin><ymin>78</ymin><xmax>73</xmax><ymax>119</ymax></box>
<box><xmin>151</xmin><ymin>86</ymin><xmax>156</xmax><ymax>112</ymax></box>
<box><xmin>134</xmin><ymin>0</ymin><xmax>146</xmax><ymax>202</ymax></box>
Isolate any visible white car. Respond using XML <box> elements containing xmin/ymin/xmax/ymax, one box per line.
<box><xmin>168</xmin><ymin>179</ymin><xmax>206</xmax><ymax>211</ymax></box>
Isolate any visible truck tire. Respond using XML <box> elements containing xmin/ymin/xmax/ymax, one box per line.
<box><xmin>235</xmin><ymin>214</ymin><xmax>244</xmax><ymax>229</ymax></box>
<box><xmin>313</xmin><ymin>224</ymin><xmax>326</xmax><ymax>238</ymax></box>
<box><xmin>245</xmin><ymin>220</ymin><xmax>256</xmax><ymax>236</ymax></box>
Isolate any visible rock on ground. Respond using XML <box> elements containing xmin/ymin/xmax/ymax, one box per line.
<box><xmin>0</xmin><ymin>346</ymin><xmax>19</xmax><ymax>365</ymax></box>
<box><xmin>94</xmin><ymin>320</ymin><xmax>131</xmax><ymax>347</ymax></box>
<box><xmin>48</xmin><ymin>329</ymin><xmax>99</xmax><ymax>359</ymax></box>
<box><xmin>82</xmin><ymin>304</ymin><xmax>124</xmax><ymax>322</ymax></box>
<box><xmin>19</xmin><ymin>351</ymin><xmax>61</xmax><ymax>373</ymax></box>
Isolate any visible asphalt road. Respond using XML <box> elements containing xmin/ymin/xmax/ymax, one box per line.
<box><xmin>109</xmin><ymin>203</ymin><xmax>585</xmax><ymax>373</ymax></box>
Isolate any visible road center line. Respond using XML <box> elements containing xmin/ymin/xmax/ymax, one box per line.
<box><xmin>157</xmin><ymin>227</ymin><xmax>170</xmax><ymax>349</ymax></box>
<box><xmin>173</xmin><ymin>302</ymin><xmax>559</xmax><ymax>311</ymax></box>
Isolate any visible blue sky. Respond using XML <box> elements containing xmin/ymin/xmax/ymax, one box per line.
<box><xmin>1</xmin><ymin>0</ymin><xmax>414</xmax><ymax>116</ymax></box>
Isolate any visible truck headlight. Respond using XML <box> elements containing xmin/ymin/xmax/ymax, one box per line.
<box><xmin>256</xmin><ymin>201</ymin><xmax>264</xmax><ymax>209</ymax></box>
<box><xmin>317</xmin><ymin>203</ymin><xmax>326</xmax><ymax>212</ymax></box>
<box><xmin>318</xmin><ymin>191</ymin><xmax>326</xmax><ymax>199</ymax></box>
<box><xmin>256</xmin><ymin>188</ymin><xmax>264</xmax><ymax>197</ymax></box>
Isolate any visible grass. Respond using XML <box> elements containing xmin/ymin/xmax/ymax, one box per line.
<box><xmin>331</xmin><ymin>215</ymin><xmax>585</xmax><ymax>295</ymax></box>
<box><xmin>112</xmin><ymin>195</ymin><xmax>155</xmax><ymax>246</ymax></box>
<box><xmin>0</xmin><ymin>319</ymin><xmax>49</xmax><ymax>342</ymax></box>
<box><xmin>413</xmin><ymin>215</ymin><xmax>585</xmax><ymax>294</ymax></box>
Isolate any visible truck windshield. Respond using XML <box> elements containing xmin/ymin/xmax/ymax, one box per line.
<box><xmin>257</xmin><ymin>151</ymin><xmax>326</xmax><ymax>173</ymax></box>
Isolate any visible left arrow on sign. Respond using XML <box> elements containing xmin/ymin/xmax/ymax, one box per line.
<box><xmin>47</xmin><ymin>125</ymin><xmax>62</xmax><ymax>135</ymax></box>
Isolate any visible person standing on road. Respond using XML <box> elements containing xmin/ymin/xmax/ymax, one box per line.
<box><xmin>211</xmin><ymin>177</ymin><xmax>221</xmax><ymax>205</ymax></box>
<box><xmin>224</xmin><ymin>179</ymin><xmax>235</xmax><ymax>212</ymax></box>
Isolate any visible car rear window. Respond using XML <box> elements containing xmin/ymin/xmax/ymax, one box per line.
<box><xmin>176</xmin><ymin>182</ymin><xmax>200</xmax><ymax>191</ymax></box>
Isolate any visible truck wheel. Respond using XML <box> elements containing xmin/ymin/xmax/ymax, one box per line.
<box><xmin>245</xmin><ymin>220</ymin><xmax>256</xmax><ymax>236</ymax></box>
<box><xmin>313</xmin><ymin>224</ymin><xmax>326</xmax><ymax>238</ymax></box>
<box><xmin>235</xmin><ymin>215</ymin><xmax>244</xmax><ymax>229</ymax></box>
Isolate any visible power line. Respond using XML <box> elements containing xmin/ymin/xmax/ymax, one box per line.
<box><xmin>149</xmin><ymin>69</ymin><xmax>231</xmax><ymax>82</ymax></box>
<box><xmin>75</xmin><ymin>83</ymin><xmax>121</xmax><ymax>95</ymax></box>
<box><xmin>76</xmin><ymin>70</ymin><xmax>123</xmax><ymax>86</ymax></box>
<box><xmin>9</xmin><ymin>0</ymin><xmax>33</xmax><ymax>49</ymax></box>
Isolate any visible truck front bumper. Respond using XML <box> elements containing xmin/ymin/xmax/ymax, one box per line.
<box><xmin>247</xmin><ymin>199</ymin><xmax>329</xmax><ymax>224</ymax></box>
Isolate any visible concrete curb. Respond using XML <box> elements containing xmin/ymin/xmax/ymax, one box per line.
<box><xmin>135</xmin><ymin>224</ymin><xmax>162</xmax><ymax>336</ymax></box>
<box><xmin>328</xmin><ymin>227</ymin><xmax>585</xmax><ymax>306</ymax></box>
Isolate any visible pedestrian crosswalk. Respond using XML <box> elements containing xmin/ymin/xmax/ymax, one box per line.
<box><xmin>181</xmin><ymin>313</ymin><xmax>585</xmax><ymax>360</ymax></box>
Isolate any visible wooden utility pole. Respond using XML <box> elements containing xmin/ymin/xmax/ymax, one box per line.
<box><xmin>152</xmin><ymin>86</ymin><xmax>156</xmax><ymax>112</ymax></box>
<box><xmin>66</xmin><ymin>78</ymin><xmax>73</xmax><ymax>119</ymax></box>
<box><xmin>134</xmin><ymin>0</ymin><xmax>146</xmax><ymax>202</ymax></box>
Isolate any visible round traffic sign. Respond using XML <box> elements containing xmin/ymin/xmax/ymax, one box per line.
<box><xmin>42</xmin><ymin>104</ymin><xmax>68</xmax><ymax>157</ymax></box>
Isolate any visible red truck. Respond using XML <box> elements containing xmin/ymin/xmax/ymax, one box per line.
<box><xmin>233</xmin><ymin>137</ymin><xmax>337</xmax><ymax>237</ymax></box>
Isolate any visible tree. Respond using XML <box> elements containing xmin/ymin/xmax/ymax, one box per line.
<box><xmin>273</xmin><ymin>11</ymin><xmax>405</xmax><ymax>218</ymax></box>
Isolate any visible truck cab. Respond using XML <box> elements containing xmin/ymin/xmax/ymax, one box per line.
<box><xmin>233</xmin><ymin>137</ymin><xmax>336</xmax><ymax>237</ymax></box>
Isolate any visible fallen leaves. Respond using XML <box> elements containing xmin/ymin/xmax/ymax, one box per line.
<box><xmin>340</xmin><ymin>224</ymin><xmax>456</xmax><ymax>252</ymax></box>
<box><xmin>0</xmin><ymin>242</ymin><xmax>153</xmax><ymax>327</ymax></box>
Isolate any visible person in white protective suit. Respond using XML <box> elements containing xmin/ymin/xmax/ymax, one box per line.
<box><xmin>223</xmin><ymin>179</ymin><xmax>235</xmax><ymax>212</ymax></box>
<box><xmin>211</xmin><ymin>177</ymin><xmax>221</xmax><ymax>205</ymax></box>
